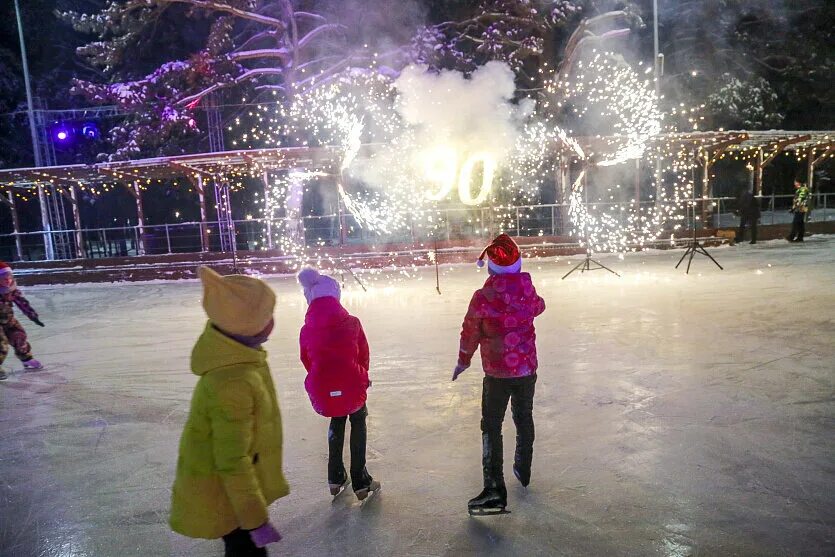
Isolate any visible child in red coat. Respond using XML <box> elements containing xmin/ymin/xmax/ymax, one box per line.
<box><xmin>297</xmin><ymin>268</ymin><xmax>379</xmax><ymax>500</ymax></box>
<box><xmin>452</xmin><ymin>234</ymin><xmax>545</xmax><ymax>514</ymax></box>
<box><xmin>0</xmin><ymin>261</ymin><xmax>45</xmax><ymax>380</ymax></box>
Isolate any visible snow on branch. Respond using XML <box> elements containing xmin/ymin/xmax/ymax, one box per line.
<box><xmin>160</xmin><ymin>0</ymin><xmax>287</xmax><ymax>29</ymax></box>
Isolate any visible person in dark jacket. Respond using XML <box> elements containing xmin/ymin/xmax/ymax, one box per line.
<box><xmin>735</xmin><ymin>188</ymin><xmax>760</xmax><ymax>244</ymax></box>
<box><xmin>787</xmin><ymin>180</ymin><xmax>810</xmax><ymax>242</ymax></box>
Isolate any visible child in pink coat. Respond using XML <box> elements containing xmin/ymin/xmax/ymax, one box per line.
<box><xmin>297</xmin><ymin>268</ymin><xmax>379</xmax><ymax>500</ymax></box>
<box><xmin>452</xmin><ymin>234</ymin><xmax>545</xmax><ymax>514</ymax></box>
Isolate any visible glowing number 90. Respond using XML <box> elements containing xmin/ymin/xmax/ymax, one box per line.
<box><xmin>424</xmin><ymin>150</ymin><xmax>495</xmax><ymax>206</ymax></box>
<box><xmin>457</xmin><ymin>153</ymin><xmax>495</xmax><ymax>206</ymax></box>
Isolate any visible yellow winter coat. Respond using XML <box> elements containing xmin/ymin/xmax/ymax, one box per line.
<box><xmin>170</xmin><ymin>322</ymin><xmax>290</xmax><ymax>539</ymax></box>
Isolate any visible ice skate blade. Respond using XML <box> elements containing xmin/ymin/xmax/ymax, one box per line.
<box><xmin>356</xmin><ymin>484</ymin><xmax>381</xmax><ymax>504</ymax></box>
<box><xmin>468</xmin><ymin>507</ymin><xmax>510</xmax><ymax>516</ymax></box>
<box><xmin>330</xmin><ymin>479</ymin><xmax>351</xmax><ymax>501</ymax></box>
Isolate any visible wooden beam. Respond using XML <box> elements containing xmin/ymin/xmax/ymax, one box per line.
<box><xmin>761</xmin><ymin>135</ymin><xmax>812</xmax><ymax>167</ymax></box>
<box><xmin>197</xmin><ymin>175</ymin><xmax>209</xmax><ymax>252</ymax></box>
<box><xmin>70</xmin><ymin>185</ymin><xmax>85</xmax><ymax>258</ymax></box>
<box><xmin>133</xmin><ymin>181</ymin><xmax>146</xmax><ymax>255</ymax></box>
<box><xmin>704</xmin><ymin>135</ymin><xmax>748</xmax><ymax>168</ymax></box>
<box><xmin>5</xmin><ymin>191</ymin><xmax>23</xmax><ymax>261</ymax></box>
<box><xmin>812</xmin><ymin>144</ymin><xmax>835</xmax><ymax>167</ymax></box>
<box><xmin>168</xmin><ymin>161</ymin><xmax>216</xmax><ymax>186</ymax></box>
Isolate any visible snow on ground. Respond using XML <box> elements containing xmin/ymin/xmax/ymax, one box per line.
<box><xmin>1</xmin><ymin>237</ymin><xmax>833</xmax><ymax>556</ymax></box>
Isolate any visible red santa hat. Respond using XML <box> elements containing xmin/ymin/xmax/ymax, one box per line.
<box><xmin>476</xmin><ymin>234</ymin><xmax>522</xmax><ymax>274</ymax></box>
<box><xmin>0</xmin><ymin>261</ymin><xmax>11</xmax><ymax>276</ymax></box>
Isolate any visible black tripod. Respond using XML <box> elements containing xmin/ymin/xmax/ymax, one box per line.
<box><xmin>562</xmin><ymin>171</ymin><xmax>620</xmax><ymax>280</ymax></box>
<box><xmin>675</xmin><ymin>157</ymin><xmax>723</xmax><ymax>274</ymax></box>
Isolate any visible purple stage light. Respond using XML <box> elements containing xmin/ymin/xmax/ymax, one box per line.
<box><xmin>81</xmin><ymin>123</ymin><xmax>100</xmax><ymax>139</ymax></box>
<box><xmin>52</xmin><ymin>124</ymin><xmax>72</xmax><ymax>143</ymax></box>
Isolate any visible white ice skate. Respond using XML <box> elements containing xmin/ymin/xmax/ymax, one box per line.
<box><xmin>22</xmin><ymin>359</ymin><xmax>43</xmax><ymax>370</ymax></box>
<box><xmin>355</xmin><ymin>479</ymin><xmax>380</xmax><ymax>503</ymax></box>
<box><xmin>329</xmin><ymin>477</ymin><xmax>351</xmax><ymax>500</ymax></box>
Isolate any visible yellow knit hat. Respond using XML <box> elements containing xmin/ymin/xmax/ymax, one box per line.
<box><xmin>198</xmin><ymin>266</ymin><xmax>276</xmax><ymax>336</ymax></box>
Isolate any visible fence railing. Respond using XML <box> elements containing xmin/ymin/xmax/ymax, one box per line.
<box><xmin>2</xmin><ymin>194</ymin><xmax>831</xmax><ymax>262</ymax></box>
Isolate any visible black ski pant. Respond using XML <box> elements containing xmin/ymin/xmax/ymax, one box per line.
<box><xmin>480</xmin><ymin>374</ymin><xmax>537</xmax><ymax>488</ymax></box>
<box><xmin>736</xmin><ymin>215</ymin><xmax>758</xmax><ymax>244</ymax></box>
<box><xmin>789</xmin><ymin>212</ymin><xmax>806</xmax><ymax>241</ymax></box>
<box><xmin>222</xmin><ymin>528</ymin><xmax>266</xmax><ymax>557</ymax></box>
<box><xmin>328</xmin><ymin>404</ymin><xmax>373</xmax><ymax>490</ymax></box>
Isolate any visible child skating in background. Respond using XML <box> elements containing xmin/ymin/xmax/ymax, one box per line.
<box><xmin>0</xmin><ymin>261</ymin><xmax>44</xmax><ymax>380</ymax></box>
<box><xmin>170</xmin><ymin>267</ymin><xmax>287</xmax><ymax>556</ymax></box>
<box><xmin>297</xmin><ymin>268</ymin><xmax>380</xmax><ymax>501</ymax></box>
<box><xmin>452</xmin><ymin>234</ymin><xmax>546</xmax><ymax>515</ymax></box>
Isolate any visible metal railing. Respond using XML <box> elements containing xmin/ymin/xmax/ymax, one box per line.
<box><xmin>2</xmin><ymin>194</ymin><xmax>831</xmax><ymax>262</ymax></box>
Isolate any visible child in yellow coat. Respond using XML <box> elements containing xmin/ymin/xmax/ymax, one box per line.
<box><xmin>170</xmin><ymin>267</ymin><xmax>288</xmax><ymax>556</ymax></box>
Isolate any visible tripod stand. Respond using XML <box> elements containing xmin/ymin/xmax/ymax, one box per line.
<box><xmin>562</xmin><ymin>171</ymin><xmax>620</xmax><ymax>280</ymax></box>
<box><xmin>675</xmin><ymin>155</ymin><xmax>723</xmax><ymax>274</ymax></box>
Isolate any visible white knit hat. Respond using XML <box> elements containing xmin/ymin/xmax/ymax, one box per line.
<box><xmin>297</xmin><ymin>268</ymin><xmax>341</xmax><ymax>304</ymax></box>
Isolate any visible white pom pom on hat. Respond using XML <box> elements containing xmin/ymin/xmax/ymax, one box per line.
<box><xmin>297</xmin><ymin>267</ymin><xmax>341</xmax><ymax>304</ymax></box>
<box><xmin>475</xmin><ymin>233</ymin><xmax>521</xmax><ymax>274</ymax></box>
<box><xmin>297</xmin><ymin>267</ymin><xmax>321</xmax><ymax>289</ymax></box>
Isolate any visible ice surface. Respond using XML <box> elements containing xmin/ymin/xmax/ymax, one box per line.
<box><xmin>1</xmin><ymin>238</ymin><xmax>833</xmax><ymax>556</ymax></box>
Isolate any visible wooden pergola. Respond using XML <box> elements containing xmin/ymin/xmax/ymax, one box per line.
<box><xmin>0</xmin><ymin>146</ymin><xmax>343</xmax><ymax>261</ymax></box>
<box><xmin>1</xmin><ymin>132</ymin><xmax>832</xmax><ymax>260</ymax></box>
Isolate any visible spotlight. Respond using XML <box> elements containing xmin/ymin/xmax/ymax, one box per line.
<box><xmin>52</xmin><ymin>123</ymin><xmax>72</xmax><ymax>143</ymax></box>
<box><xmin>81</xmin><ymin>122</ymin><xmax>100</xmax><ymax>140</ymax></box>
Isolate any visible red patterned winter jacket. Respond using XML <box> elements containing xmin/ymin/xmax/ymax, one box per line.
<box><xmin>0</xmin><ymin>289</ymin><xmax>39</xmax><ymax>325</ymax></box>
<box><xmin>458</xmin><ymin>273</ymin><xmax>546</xmax><ymax>378</ymax></box>
<box><xmin>300</xmin><ymin>296</ymin><xmax>370</xmax><ymax>418</ymax></box>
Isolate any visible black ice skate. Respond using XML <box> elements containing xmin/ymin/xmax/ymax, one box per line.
<box><xmin>355</xmin><ymin>479</ymin><xmax>380</xmax><ymax>502</ymax></box>
<box><xmin>0</xmin><ymin>366</ymin><xmax>7</xmax><ymax>381</ymax></box>
<box><xmin>513</xmin><ymin>463</ymin><xmax>531</xmax><ymax>488</ymax></box>
<box><xmin>467</xmin><ymin>487</ymin><xmax>509</xmax><ymax>516</ymax></box>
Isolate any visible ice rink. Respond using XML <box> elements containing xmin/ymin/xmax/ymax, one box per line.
<box><xmin>1</xmin><ymin>238</ymin><xmax>833</xmax><ymax>556</ymax></box>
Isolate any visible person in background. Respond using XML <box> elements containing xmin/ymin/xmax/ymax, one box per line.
<box><xmin>170</xmin><ymin>266</ymin><xmax>287</xmax><ymax>557</ymax></box>
<box><xmin>453</xmin><ymin>234</ymin><xmax>546</xmax><ymax>515</ymax></box>
<box><xmin>735</xmin><ymin>187</ymin><xmax>760</xmax><ymax>245</ymax></box>
<box><xmin>787</xmin><ymin>179</ymin><xmax>810</xmax><ymax>242</ymax></box>
<box><xmin>0</xmin><ymin>261</ymin><xmax>44</xmax><ymax>381</ymax></box>
<box><xmin>297</xmin><ymin>268</ymin><xmax>379</xmax><ymax>501</ymax></box>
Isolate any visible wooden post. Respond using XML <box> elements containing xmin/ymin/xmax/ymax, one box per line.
<box><xmin>36</xmin><ymin>184</ymin><xmax>54</xmax><ymax>260</ymax></box>
<box><xmin>634</xmin><ymin>158</ymin><xmax>641</xmax><ymax>211</ymax></box>
<box><xmin>807</xmin><ymin>149</ymin><xmax>815</xmax><ymax>192</ymax></box>
<box><xmin>755</xmin><ymin>149</ymin><xmax>764</xmax><ymax>196</ymax></box>
<box><xmin>7</xmin><ymin>190</ymin><xmax>24</xmax><ymax>261</ymax></box>
<box><xmin>702</xmin><ymin>154</ymin><xmax>712</xmax><ymax>227</ymax></box>
<box><xmin>558</xmin><ymin>152</ymin><xmax>570</xmax><ymax>235</ymax></box>
<box><xmin>70</xmin><ymin>185</ymin><xmax>85</xmax><ymax>258</ymax></box>
<box><xmin>262</xmin><ymin>171</ymin><xmax>273</xmax><ymax>250</ymax></box>
<box><xmin>132</xmin><ymin>181</ymin><xmax>146</xmax><ymax>255</ymax></box>
<box><xmin>197</xmin><ymin>175</ymin><xmax>209</xmax><ymax>252</ymax></box>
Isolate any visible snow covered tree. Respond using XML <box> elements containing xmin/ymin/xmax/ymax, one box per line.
<box><xmin>63</xmin><ymin>1</ymin><xmax>371</xmax><ymax>160</ymax></box>
<box><xmin>407</xmin><ymin>1</ymin><xmax>584</xmax><ymax>88</ymax></box>
<box><xmin>707</xmin><ymin>73</ymin><xmax>783</xmax><ymax>129</ymax></box>
<box><xmin>647</xmin><ymin>0</ymin><xmax>835</xmax><ymax>130</ymax></box>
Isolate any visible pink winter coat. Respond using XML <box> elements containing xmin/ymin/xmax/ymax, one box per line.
<box><xmin>458</xmin><ymin>272</ymin><xmax>546</xmax><ymax>378</ymax></box>
<box><xmin>299</xmin><ymin>297</ymin><xmax>370</xmax><ymax>418</ymax></box>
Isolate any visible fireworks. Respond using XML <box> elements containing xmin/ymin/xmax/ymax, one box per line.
<box><xmin>230</xmin><ymin>53</ymin><xmax>699</xmax><ymax>268</ymax></box>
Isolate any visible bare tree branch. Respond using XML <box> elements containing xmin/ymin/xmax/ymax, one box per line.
<box><xmin>160</xmin><ymin>0</ymin><xmax>286</xmax><ymax>29</ymax></box>
<box><xmin>297</xmin><ymin>23</ymin><xmax>347</xmax><ymax>51</ymax></box>
<box><xmin>228</xmin><ymin>48</ymin><xmax>292</xmax><ymax>63</ymax></box>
